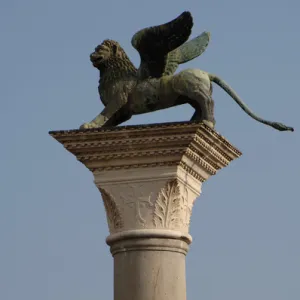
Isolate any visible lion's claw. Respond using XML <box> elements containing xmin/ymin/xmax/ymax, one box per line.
<box><xmin>80</xmin><ymin>122</ymin><xmax>99</xmax><ymax>129</ymax></box>
<box><xmin>203</xmin><ymin>120</ymin><xmax>215</xmax><ymax>129</ymax></box>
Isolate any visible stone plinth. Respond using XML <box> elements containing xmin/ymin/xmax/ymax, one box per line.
<box><xmin>49</xmin><ymin>121</ymin><xmax>242</xmax><ymax>300</ymax></box>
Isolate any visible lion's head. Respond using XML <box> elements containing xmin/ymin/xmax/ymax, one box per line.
<box><xmin>90</xmin><ymin>40</ymin><xmax>130</xmax><ymax>69</ymax></box>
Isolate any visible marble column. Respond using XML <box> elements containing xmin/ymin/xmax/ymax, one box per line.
<box><xmin>50</xmin><ymin>121</ymin><xmax>241</xmax><ymax>300</ymax></box>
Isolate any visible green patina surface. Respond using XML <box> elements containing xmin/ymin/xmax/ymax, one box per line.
<box><xmin>80</xmin><ymin>11</ymin><xmax>293</xmax><ymax>133</ymax></box>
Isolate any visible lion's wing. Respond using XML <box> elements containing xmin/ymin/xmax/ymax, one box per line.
<box><xmin>164</xmin><ymin>31</ymin><xmax>210</xmax><ymax>76</ymax></box>
<box><xmin>131</xmin><ymin>11</ymin><xmax>193</xmax><ymax>80</ymax></box>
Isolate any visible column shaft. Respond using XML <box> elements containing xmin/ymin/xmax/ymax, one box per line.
<box><xmin>111</xmin><ymin>238</ymin><xmax>189</xmax><ymax>300</ymax></box>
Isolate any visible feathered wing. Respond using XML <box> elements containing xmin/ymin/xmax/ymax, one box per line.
<box><xmin>131</xmin><ymin>11</ymin><xmax>193</xmax><ymax>79</ymax></box>
<box><xmin>164</xmin><ymin>31</ymin><xmax>210</xmax><ymax>76</ymax></box>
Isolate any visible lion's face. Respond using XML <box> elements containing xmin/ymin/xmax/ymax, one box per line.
<box><xmin>90</xmin><ymin>40</ymin><xmax>121</xmax><ymax>68</ymax></box>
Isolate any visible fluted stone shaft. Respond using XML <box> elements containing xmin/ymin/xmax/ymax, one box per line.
<box><xmin>50</xmin><ymin>121</ymin><xmax>241</xmax><ymax>300</ymax></box>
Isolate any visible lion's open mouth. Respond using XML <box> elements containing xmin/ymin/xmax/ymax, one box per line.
<box><xmin>94</xmin><ymin>56</ymin><xmax>103</xmax><ymax>62</ymax></box>
<box><xmin>90</xmin><ymin>53</ymin><xmax>104</xmax><ymax>64</ymax></box>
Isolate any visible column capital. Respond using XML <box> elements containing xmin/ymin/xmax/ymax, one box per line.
<box><xmin>50</xmin><ymin>121</ymin><xmax>241</xmax><ymax>243</ymax></box>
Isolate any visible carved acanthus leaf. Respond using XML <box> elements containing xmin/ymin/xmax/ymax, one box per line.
<box><xmin>153</xmin><ymin>180</ymin><xmax>183</xmax><ymax>229</ymax></box>
<box><xmin>99</xmin><ymin>188</ymin><xmax>123</xmax><ymax>232</ymax></box>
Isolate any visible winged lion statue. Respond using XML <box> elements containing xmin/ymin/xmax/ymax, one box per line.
<box><xmin>80</xmin><ymin>11</ymin><xmax>294</xmax><ymax>132</ymax></box>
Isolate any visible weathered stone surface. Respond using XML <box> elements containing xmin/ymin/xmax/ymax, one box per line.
<box><xmin>49</xmin><ymin>121</ymin><xmax>241</xmax><ymax>300</ymax></box>
<box><xmin>112</xmin><ymin>238</ymin><xmax>188</xmax><ymax>300</ymax></box>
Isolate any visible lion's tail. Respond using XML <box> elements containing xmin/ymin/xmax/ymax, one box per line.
<box><xmin>208</xmin><ymin>73</ymin><xmax>294</xmax><ymax>132</ymax></box>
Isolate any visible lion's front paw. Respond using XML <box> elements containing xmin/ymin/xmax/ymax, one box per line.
<box><xmin>79</xmin><ymin>121</ymin><xmax>100</xmax><ymax>130</ymax></box>
<box><xmin>203</xmin><ymin>120</ymin><xmax>215</xmax><ymax>129</ymax></box>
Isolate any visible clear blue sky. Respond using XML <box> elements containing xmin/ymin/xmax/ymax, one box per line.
<box><xmin>0</xmin><ymin>0</ymin><xmax>299</xmax><ymax>299</ymax></box>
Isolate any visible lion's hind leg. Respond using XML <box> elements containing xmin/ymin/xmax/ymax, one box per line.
<box><xmin>173</xmin><ymin>69</ymin><xmax>215</xmax><ymax>127</ymax></box>
<box><xmin>185</xmin><ymin>91</ymin><xmax>215</xmax><ymax>128</ymax></box>
<box><xmin>190</xmin><ymin>94</ymin><xmax>216</xmax><ymax>126</ymax></box>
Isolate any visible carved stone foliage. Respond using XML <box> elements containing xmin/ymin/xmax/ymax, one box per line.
<box><xmin>153</xmin><ymin>179</ymin><xmax>195</xmax><ymax>231</ymax></box>
<box><xmin>182</xmin><ymin>186</ymin><xmax>193</xmax><ymax>228</ymax></box>
<box><xmin>153</xmin><ymin>180</ymin><xmax>181</xmax><ymax>228</ymax></box>
<box><xmin>99</xmin><ymin>188</ymin><xmax>123</xmax><ymax>233</ymax></box>
<box><xmin>100</xmin><ymin>181</ymin><xmax>163</xmax><ymax>231</ymax></box>
<box><xmin>97</xmin><ymin>178</ymin><xmax>198</xmax><ymax>234</ymax></box>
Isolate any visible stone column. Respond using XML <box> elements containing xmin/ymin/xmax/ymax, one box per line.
<box><xmin>50</xmin><ymin>121</ymin><xmax>241</xmax><ymax>300</ymax></box>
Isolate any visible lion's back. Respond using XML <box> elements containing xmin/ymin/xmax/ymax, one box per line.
<box><xmin>171</xmin><ymin>68</ymin><xmax>211</xmax><ymax>95</ymax></box>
